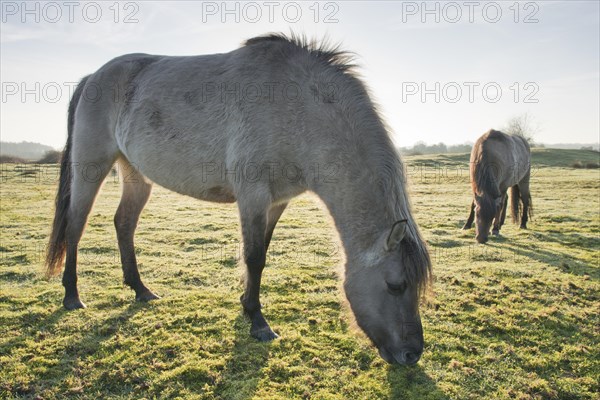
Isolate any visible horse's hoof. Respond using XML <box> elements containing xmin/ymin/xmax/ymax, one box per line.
<box><xmin>136</xmin><ymin>290</ymin><xmax>160</xmax><ymax>302</ymax></box>
<box><xmin>492</xmin><ymin>230</ymin><xmax>500</xmax><ymax>236</ymax></box>
<box><xmin>63</xmin><ymin>297</ymin><xmax>86</xmax><ymax>310</ymax></box>
<box><xmin>519</xmin><ymin>225</ymin><xmax>527</xmax><ymax>230</ymax></box>
<box><xmin>251</xmin><ymin>327</ymin><xmax>279</xmax><ymax>342</ymax></box>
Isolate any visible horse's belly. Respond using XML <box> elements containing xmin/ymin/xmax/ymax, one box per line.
<box><xmin>125</xmin><ymin>156</ymin><xmax>237</xmax><ymax>203</ymax></box>
<box><xmin>197</xmin><ymin>186</ymin><xmax>237</xmax><ymax>203</ymax></box>
<box><xmin>116</xmin><ymin>123</ymin><xmax>238</xmax><ymax>202</ymax></box>
<box><xmin>151</xmin><ymin>171</ymin><xmax>236</xmax><ymax>203</ymax></box>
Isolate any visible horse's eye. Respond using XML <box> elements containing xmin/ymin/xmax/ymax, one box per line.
<box><xmin>386</xmin><ymin>281</ymin><xmax>407</xmax><ymax>295</ymax></box>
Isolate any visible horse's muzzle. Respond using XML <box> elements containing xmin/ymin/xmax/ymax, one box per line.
<box><xmin>378</xmin><ymin>346</ymin><xmax>422</xmax><ymax>366</ymax></box>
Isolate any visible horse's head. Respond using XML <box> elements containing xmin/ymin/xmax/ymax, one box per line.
<box><xmin>344</xmin><ymin>220</ymin><xmax>430</xmax><ymax>366</ymax></box>
<box><xmin>474</xmin><ymin>194</ymin><xmax>503</xmax><ymax>243</ymax></box>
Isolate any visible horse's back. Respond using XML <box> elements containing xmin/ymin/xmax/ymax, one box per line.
<box><xmin>82</xmin><ymin>47</ymin><xmax>316</xmax><ymax>202</ymax></box>
<box><xmin>75</xmin><ymin>38</ymin><xmax>367</xmax><ymax>203</ymax></box>
<box><xmin>471</xmin><ymin>130</ymin><xmax>531</xmax><ymax>193</ymax></box>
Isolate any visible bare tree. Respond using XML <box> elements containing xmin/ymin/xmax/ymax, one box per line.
<box><xmin>504</xmin><ymin>113</ymin><xmax>539</xmax><ymax>145</ymax></box>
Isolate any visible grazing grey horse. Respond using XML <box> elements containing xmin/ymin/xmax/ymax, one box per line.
<box><xmin>462</xmin><ymin>129</ymin><xmax>532</xmax><ymax>243</ymax></box>
<box><xmin>46</xmin><ymin>34</ymin><xmax>431</xmax><ymax>365</ymax></box>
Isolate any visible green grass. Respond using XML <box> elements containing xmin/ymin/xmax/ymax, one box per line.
<box><xmin>1</xmin><ymin>149</ymin><xmax>598</xmax><ymax>399</ymax></box>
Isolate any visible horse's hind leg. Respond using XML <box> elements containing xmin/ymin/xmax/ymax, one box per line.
<box><xmin>462</xmin><ymin>199</ymin><xmax>475</xmax><ymax>230</ymax></box>
<box><xmin>114</xmin><ymin>158</ymin><xmax>158</xmax><ymax>302</ymax></box>
<box><xmin>63</xmin><ymin>150</ymin><xmax>117</xmax><ymax>309</ymax></box>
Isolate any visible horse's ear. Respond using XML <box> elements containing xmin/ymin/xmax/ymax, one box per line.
<box><xmin>385</xmin><ymin>220</ymin><xmax>407</xmax><ymax>251</ymax></box>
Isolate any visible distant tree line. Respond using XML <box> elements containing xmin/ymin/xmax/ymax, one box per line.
<box><xmin>399</xmin><ymin>142</ymin><xmax>473</xmax><ymax>156</ymax></box>
<box><xmin>400</xmin><ymin>114</ymin><xmax>543</xmax><ymax>156</ymax></box>
<box><xmin>0</xmin><ymin>141</ymin><xmax>54</xmax><ymax>160</ymax></box>
<box><xmin>0</xmin><ymin>150</ymin><xmax>62</xmax><ymax>164</ymax></box>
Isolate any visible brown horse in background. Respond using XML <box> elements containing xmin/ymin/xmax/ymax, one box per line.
<box><xmin>463</xmin><ymin>130</ymin><xmax>532</xmax><ymax>243</ymax></box>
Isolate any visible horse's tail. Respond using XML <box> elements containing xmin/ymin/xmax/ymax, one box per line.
<box><xmin>45</xmin><ymin>75</ymin><xmax>90</xmax><ymax>277</ymax></box>
<box><xmin>510</xmin><ymin>185</ymin><xmax>521</xmax><ymax>224</ymax></box>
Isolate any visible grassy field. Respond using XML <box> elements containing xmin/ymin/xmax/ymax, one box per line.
<box><xmin>1</xmin><ymin>148</ymin><xmax>598</xmax><ymax>399</ymax></box>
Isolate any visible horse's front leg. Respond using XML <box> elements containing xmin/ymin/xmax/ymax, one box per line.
<box><xmin>238</xmin><ymin>197</ymin><xmax>278</xmax><ymax>341</ymax></box>
<box><xmin>492</xmin><ymin>193</ymin><xmax>508</xmax><ymax>236</ymax></box>
<box><xmin>499</xmin><ymin>193</ymin><xmax>508</xmax><ymax>228</ymax></box>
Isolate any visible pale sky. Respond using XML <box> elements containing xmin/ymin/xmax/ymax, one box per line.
<box><xmin>1</xmin><ymin>1</ymin><xmax>599</xmax><ymax>148</ymax></box>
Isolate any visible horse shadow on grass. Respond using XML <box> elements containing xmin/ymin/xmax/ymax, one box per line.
<box><xmin>0</xmin><ymin>304</ymin><xmax>68</xmax><ymax>363</ymax></box>
<box><xmin>32</xmin><ymin>300</ymin><xmax>148</xmax><ymax>394</ymax></box>
<box><xmin>212</xmin><ymin>313</ymin><xmax>272</xmax><ymax>400</ymax></box>
<box><xmin>489</xmin><ymin>236</ymin><xmax>597</xmax><ymax>278</ymax></box>
<box><xmin>387</xmin><ymin>364</ymin><xmax>449</xmax><ymax>400</ymax></box>
<box><xmin>1</xmin><ymin>288</ymin><xmax>132</xmax><ymax>361</ymax></box>
<box><xmin>211</xmin><ymin>315</ymin><xmax>448</xmax><ymax>400</ymax></box>
<box><xmin>470</xmin><ymin>237</ymin><xmax>595</xmax><ymax>383</ymax></box>
<box><xmin>460</xmin><ymin>224</ymin><xmax>596</xmax><ymax>278</ymax></box>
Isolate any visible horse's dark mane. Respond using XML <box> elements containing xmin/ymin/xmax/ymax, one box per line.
<box><xmin>472</xmin><ymin>130</ymin><xmax>503</xmax><ymax>219</ymax></box>
<box><xmin>401</xmin><ymin>235</ymin><xmax>432</xmax><ymax>297</ymax></box>
<box><xmin>244</xmin><ymin>32</ymin><xmax>356</xmax><ymax>74</ymax></box>
<box><xmin>474</xmin><ymin>160</ymin><xmax>501</xmax><ymax>198</ymax></box>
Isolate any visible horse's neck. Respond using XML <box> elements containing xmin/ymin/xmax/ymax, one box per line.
<box><xmin>314</xmin><ymin>169</ymin><xmax>390</xmax><ymax>259</ymax></box>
